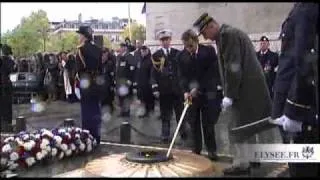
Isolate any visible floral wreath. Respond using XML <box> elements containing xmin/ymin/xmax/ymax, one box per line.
<box><xmin>0</xmin><ymin>127</ymin><xmax>97</xmax><ymax>174</ymax></box>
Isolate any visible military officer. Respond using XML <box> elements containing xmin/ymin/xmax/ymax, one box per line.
<box><xmin>75</xmin><ymin>26</ymin><xmax>103</xmax><ymax>145</ymax></box>
<box><xmin>115</xmin><ymin>42</ymin><xmax>136</xmax><ymax>117</ymax></box>
<box><xmin>133</xmin><ymin>45</ymin><xmax>155</xmax><ymax>118</ymax></box>
<box><xmin>101</xmin><ymin>47</ymin><xmax>116</xmax><ymax>113</ymax></box>
<box><xmin>193</xmin><ymin>13</ymin><xmax>273</xmax><ymax>175</ymax></box>
<box><xmin>177</xmin><ymin>29</ymin><xmax>223</xmax><ymax>160</ymax></box>
<box><xmin>0</xmin><ymin>44</ymin><xmax>15</xmax><ymax>132</ymax></box>
<box><xmin>273</xmin><ymin>3</ymin><xmax>319</xmax><ymax>177</ymax></box>
<box><xmin>151</xmin><ymin>29</ymin><xmax>188</xmax><ymax>144</ymax></box>
<box><xmin>256</xmin><ymin>36</ymin><xmax>279</xmax><ymax>99</ymax></box>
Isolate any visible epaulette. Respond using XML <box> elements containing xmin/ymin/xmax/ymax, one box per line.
<box><xmin>151</xmin><ymin>56</ymin><xmax>165</xmax><ymax>72</ymax></box>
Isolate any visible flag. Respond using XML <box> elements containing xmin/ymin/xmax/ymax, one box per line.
<box><xmin>141</xmin><ymin>2</ymin><xmax>146</xmax><ymax>14</ymax></box>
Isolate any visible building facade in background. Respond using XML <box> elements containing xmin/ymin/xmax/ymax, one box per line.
<box><xmin>49</xmin><ymin>14</ymin><xmax>136</xmax><ymax>43</ymax></box>
<box><xmin>144</xmin><ymin>3</ymin><xmax>294</xmax><ymax>52</ymax></box>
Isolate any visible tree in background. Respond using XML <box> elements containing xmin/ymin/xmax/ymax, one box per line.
<box><xmin>3</xmin><ymin>9</ymin><xmax>50</xmax><ymax>57</ymax></box>
<box><xmin>103</xmin><ymin>36</ymin><xmax>112</xmax><ymax>48</ymax></box>
<box><xmin>47</xmin><ymin>32</ymin><xmax>78</xmax><ymax>52</ymax></box>
<box><xmin>121</xmin><ymin>23</ymin><xmax>146</xmax><ymax>43</ymax></box>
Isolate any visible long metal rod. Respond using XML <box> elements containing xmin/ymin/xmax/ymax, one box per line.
<box><xmin>166</xmin><ymin>102</ymin><xmax>190</xmax><ymax>158</ymax></box>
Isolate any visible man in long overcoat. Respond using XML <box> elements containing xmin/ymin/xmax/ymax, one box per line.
<box><xmin>193</xmin><ymin>13</ymin><xmax>277</xmax><ymax>175</ymax></box>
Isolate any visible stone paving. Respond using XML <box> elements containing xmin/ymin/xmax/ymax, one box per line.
<box><xmin>2</xmin><ymin>100</ymin><xmax>289</xmax><ymax>177</ymax></box>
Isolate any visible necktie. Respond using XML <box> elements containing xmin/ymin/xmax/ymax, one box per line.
<box><xmin>165</xmin><ymin>48</ymin><xmax>169</xmax><ymax>56</ymax></box>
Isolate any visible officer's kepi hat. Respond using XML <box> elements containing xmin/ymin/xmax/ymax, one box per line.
<box><xmin>76</xmin><ymin>26</ymin><xmax>93</xmax><ymax>39</ymax></box>
<box><xmin>193</xmin><ymin>13</ymin><xmax>214</xmax><ymax>36</ymax></box>
<box><xmin>157</xmin><ymin>29</ymin><xmax>172</xmax><ymax>40</ymax></box>
<box><xmin>260</xmin><ymin>36</ymin><xmax>269</xmax><ymax>42</ymax></box>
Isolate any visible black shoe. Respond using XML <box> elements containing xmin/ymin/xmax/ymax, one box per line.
<box><xmin>250</xmin><ymin>162</ymin><xmax>261</xmax><ymax>168</ymax></box>
<box><xmin>192</xmin><ymin>151</ymin><xmax>201</xmax><ymax>155</ymax></box>
<box><xmin>223</xmin><ymin>166</ymin><xmax>251</xmax><ymax>176</ymax></box>
<box><xmin>208</xmin><ymin>152</ymin><xmax>218</xmax><ymax>161</ymax></box>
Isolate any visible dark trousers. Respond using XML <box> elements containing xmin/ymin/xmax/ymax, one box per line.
<box><xmin>102</xmin><ymin>89</ymin><xmax>115</xmax><ymax>113</ymax></box>
<box><xmin>188</xmin><ymin>95</ymin><xmax>221</xmax><ymax>154</ymax></box>
<box><xmin>138</xmin><ymin>87</ymin><xmax>155</xmax><ymax>114</ymax></box>
<box><xmin>118</xmin><ymin>94</ymin><xmax>132</xmax><ymax>116</ymax></box>
<box><xmin>80</xmin><ymin>94</ymin><xmax>102</xmax><ymax>144</ymax></box>
<box><xmin>159</xmin><ymin>93</ymin><xmax>187</xmax><ymax>140</ymax></box>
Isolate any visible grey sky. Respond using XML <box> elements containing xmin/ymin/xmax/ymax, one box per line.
<box><xmin>0</xmin><ymin>2</ymin><xmax>146</xmax><ymax>33</ymax></box>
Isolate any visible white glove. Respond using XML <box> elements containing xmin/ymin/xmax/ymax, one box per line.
<box><xmin>221</xmin><ymin>97</ymin><xmax>233</xmax><ymax>111</ymax></box>
<box><xmin>153</xmin><ymin>91</ymin><xmax>160</xmax><ymax>98</ymax></box>
<box><xmin>133</xmin><ymin>89</ymin><xmax>137</xmax><ymax>95</ymax></box>
<box><xmin>273</xmin><ymin>115</ymin><xmax>302</xmax><ymax>133</ymax></box>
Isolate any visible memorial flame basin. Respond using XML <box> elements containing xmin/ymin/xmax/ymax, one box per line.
<box><xmin>83</xmin><ymin>150</ymin><xmax>218</xmax><ymax>177</ymax></box>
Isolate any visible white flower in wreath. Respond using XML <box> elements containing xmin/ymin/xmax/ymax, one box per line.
<box><xmin>65</xmin><ymin>149</ymin><xmax>72</xmax><ymax>157</ymax></box>
<box><xmin>25</xmin><ymin>157</ymin><xmax>36</xmax><ymax>167</ymax></box>
<box><xmin>70</xmin><ymin>143</ymin><xmax>76</xmax><ymax>151</ymax></box>
<box><xmin>22</xmin><ymin>134</ymin><xmax>30</xmax><ymax>141</ymax></box>
<box><xmin>45</xmin><ymin>145</ymin><xmax>51</xmax><ymax>152</ymax></box>
<box><xmin>40</xmin><ymin>139</ymin><xmax>50</xmax><ymax>149</ymax></box>
<box><xmin>24</xmin><ymin>141</ymin><xmax>35</xmax><ymax>151</ymax></box>
<box><xmin>36</xmin><ymin>152</ymin><xmax>44</xmax><ymax>161</ymax></box>
<box><xmin>8</xmin><ymin>163</ymin><xmax>19</xmax><ymax>170</ymax></box>
<box><xmin>51</xmin><ymin>148</ymin><xmax>58</xmax><ymax>157</ymax></box>
<box><xmin>83</xmin><ymin>130</ymin><xmax>90</xmax><ymax>134</ymax></box>
<box><xmin>41</xmin><ymin>149</ymin><xmax>48</xmax><ymax>158</ymax></box>
<box><xmin>58</xmin><ymin>129</ymin><xmax>66</xmax><ymax>134</ymax></box>
<box><xmin>2</xmin><ymin>144</ymin><xmax>12</xmax><ymax>153</ymax></box>
<box><xmin>75</xmin><ymin>134</ymin><xmax>80</xmax><ymax>139</ymax></box>
<box><xmin>67</xmin><ymin>127</ymin><xmax>72</xmax><ymax>132</ymax></box>
<box><xmin>86</xmin><ymin>145</ymin><xmax>92</xmax><ymax>153</ymax></box>
<box><xmin>79</xmin><ymin>143</ymin><xmax>85</xmax><ymax>152</ymax></box>
<box><xmin>4</xmin><ymin>137</ymin><xmax>14</xmax><ymax>143</ymax></box>
<box><xmin>58</xmin><ymin>152</ymin><xmax>64</xmax><ymax>160</ymax></box>
<box><xmin>75</xmin><ymin>128</ymin><xmax>82</xmax><ymax>133</ymax></box>
<box><xmin>9</xmin><ymin>152</ymin><xmax>19</xmax><ymax>161</ymax></box>
<box><xmin>54</xmin><ymin>135</ymin><xmax>62</xmax><ymax>145</ymax></box>
<box><xmin>86</xmin><ymin>139</ymin><xmax>92</xmax><ymax>146</ymax></box>
<box><xmin>60</xmin><ymin>144</ymin><xmax>68</xmax><ymax>152</ymax></box>
<box><xmin>0</xmin><ymin>157</ymin><xmax>8</xmax><ymax>166</ymax></box>
<box><xmin>35</xmin><ymin>134</ymin><xmax>41</xmax><ymax>139</ymax></box>
<box><xmin>65</xmin><ymin>133</ymin><xmax>71</xmax><ymax>139</ymax></box>
<box><xmin>41</xmin><ymin>129</ymin><xmax>54</xmax><ymax>138</ymax></box>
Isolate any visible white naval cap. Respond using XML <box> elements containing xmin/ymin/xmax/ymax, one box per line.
<box><xmin>157</xmin><ymin>29</ymin><xmax>172</xmax><ymax>40</ymax></box>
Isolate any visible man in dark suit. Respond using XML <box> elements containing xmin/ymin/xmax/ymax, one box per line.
<box><xmin>115</xmin><ymin>42</ymin><xmax>136</xmax><ymax>117</ymax></box>
<box><xmin>273</xmin><ymin>3</ymin><xmax>319</xmax><ymax>177</ymax></box>
<box><xmin>177</xmin><ymin>29</ymin><xmax>222</xmax><ymax>160</ymax></box>
<box><xmin>256</xmin><ymin>36</ymin><xmax>279</xmax><ymax>98</ymax></box>
<box><xmin>151</xmin><ymin>29</ymin><xmax>188</xmax><ymax>144</ymax></box>
<box><xmin>101</xmin><ymin>47</ymin><xmax>116</xmax><ymax>113</ymax></box>
<box><xmin>75</xmin><ymin>26</ymin><xmax>103</xmax><ymax>145</ymax></box>
<box><xmin>133</xmin><ymin>45</ymin><xmax>155</xmax><ymax>118</ymax></box>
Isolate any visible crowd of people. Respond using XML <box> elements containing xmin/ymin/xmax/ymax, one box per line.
<box><xmin>1</xmin><ymin>2</ymin><xmax>318</xmax><ymax>177</ymax></box>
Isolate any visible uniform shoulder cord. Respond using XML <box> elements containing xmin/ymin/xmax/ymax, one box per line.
<box><xmin>151</xmin><ymin>56</ymin><xmax>165</xmax><ymax>72</ymax></box>
<box><xmin>77</xmin><ymin>43</ymin><xmax>86</xmax><ymax>69</ymax></box>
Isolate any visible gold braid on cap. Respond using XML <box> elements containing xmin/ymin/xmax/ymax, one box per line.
<box><xmin>151</xmin><ymin>56</ymin><xmax>165</xmax><ymax>72</ymax></box>
<box><xmin>77</xmin><ymin>42</ymin><xmax>86</xmax><ymax>68</ymax></box>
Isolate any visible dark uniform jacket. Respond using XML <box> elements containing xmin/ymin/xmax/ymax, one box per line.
<box><xmin>134</xmin><ymin>53</ymin><xmax>153</xmax><ymax>100</ymax></box>
<box><xmin>151</xmin><ymin>48</ymin><xmax>181</xmax><ymax>95</ymax></box>
<box><xmin>75</xmin><ymin>40</ymin><xmax>103</xmax><ymax>98</ymax></box>
<box><xmin>115</xmin><ymin>51</ymin><xmax>135</xmax><ymax>93</ymax></box>
<box><xmin>256</xmin><ymin>49</ymin><xmax>279</xmax><ymax>91</ymax></box>
<box><xmin>279</xmin><ymin>3</ymin><xmax>319</xmax><ymax>126</ymax></box>
<box><xmin>177</xmin><ymin>44</ymin><xmax>221</xmax><ymax>99</ymax></box>
<box><xmin>101</xmin><ymin>54</ymin><xmax>116</xmax><ymax>91</ymax></box>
